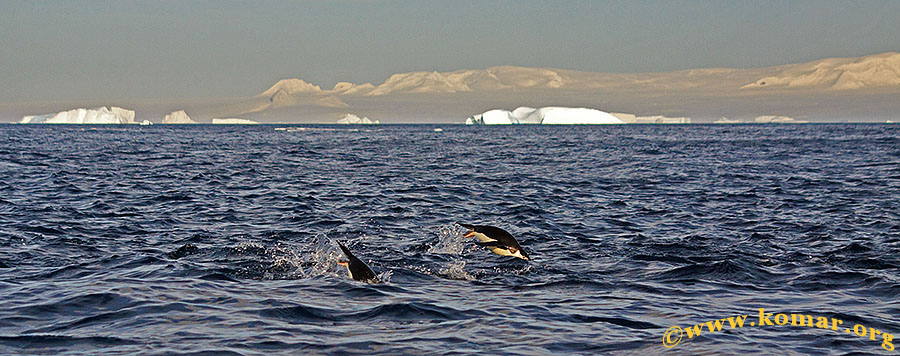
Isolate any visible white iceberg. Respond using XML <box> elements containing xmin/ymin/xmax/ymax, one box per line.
<box><xmin>540</xmin><ymin>107</ymin><xmax>624</xmax><ymax>125</ymax></box>
<box><xmin>163</xmin><ymin>110</ymin><xmax>196</xmax><ymax>124</ymax></box>
<box><xmin>212</xmin><ymin>118</ymin><xmax>259</xmax><ymax>125</ymax></box>
<box><xmin>754</xmin><ymin>115</ymin><xmax>808</xmax><ymax>124</ymax></box>
<box><xmin>20</xmin><ymin>106</ymin><xmax>136</xmax><ymax>124</ymax></box>
<box><xmin>465</xmin><ymin>107</ymin><xmax>623</xmax><ymax>125</ymax></box>
<box><xmin>714</xmin><ymin>117</ymin><xmax>743</xmax><ymax>124</ymax></box>
<box><xmin>633</xmin><ymin>115</ymin><xmax>691</xmax><ymax>124</ymax></box>
<box><xmin>336</xmin><ymin>113</ymin><xmax>379</xmax><ymax>124</ymax></box>
<box><xmin>466</xmin><ymin>109</ymin><xmax>518</xmax><ymax>124</ymax></box>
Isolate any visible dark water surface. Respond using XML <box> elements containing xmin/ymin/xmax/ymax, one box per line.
<box><xmin>1</xmin><ymin>124</ymin><xmax>899</xmax><ymax>355</ymax></box>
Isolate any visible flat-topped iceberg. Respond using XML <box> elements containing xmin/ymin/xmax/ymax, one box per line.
<box><xmin>754</xmin><ymin>115</ymin><xmax>808</xmax><ymax>124</ymax></box>
<box><xmin>212</xmin><ymin>118</ymin><xmax>259</xmax><ymax>125</ymax></box>
<box><xmin>20</xmin><ymin>106</ymin><xmax>136</xmax><ymax>124</ymax></box>
<box><xmin>466</xmin><ymin>107</ymin><xmax>623</xmax><ymax>125</ymax></box>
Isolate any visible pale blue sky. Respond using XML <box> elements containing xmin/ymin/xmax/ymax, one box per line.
<box><xmin>1</xmin><ymin>0</ymin><xmax>898</xmax><ymax>102</ymax></box>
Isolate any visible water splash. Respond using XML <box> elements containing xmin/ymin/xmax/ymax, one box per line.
<box><xmin>427</xmin><ymin>223</ymin><xmax>468</xmax><ymax>255</ymax></box>
<box><xmin>220</xmin><ymin>234</ymin><xmax>345</xmax><ymax>280</ymax></box>
<box><xmin>439</xmin><ymin>260</ymin><xmax>474</xmax><ymax>281</ymax></box>
<box><xmin>491</xmin><ymin>263</ymin><xmax>535</xmax><ymax>276</ymax></box>
<box><xmin>426</xmin><ymin>224</ymin><xmax>477</xmax><ymax>281</ymax></box>
<box><xmin>376</xmin><ymin>269</ymin><xmax>393</xmax><ymax>283</ymax></box>
<box><xmin>299</xmin><ymin>233</ymin><xmax>344</xmax><ymax>278</ymax></box>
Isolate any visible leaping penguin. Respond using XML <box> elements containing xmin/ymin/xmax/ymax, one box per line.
<box><xmin>457</xmin><ymin>222</ymin><xmax>531</xmax><ymax>260</ymax></box>
<box><xmin>336</xmin><ymin>241</ymin><xmax>379</xmax><ymax>283</ymax></box>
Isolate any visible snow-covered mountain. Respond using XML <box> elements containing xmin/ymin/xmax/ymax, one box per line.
<box><xmin>259</xmin><ymin>52</ymin><xmax>900</xmax><ymax>99</ymax></box>
<box><xmin>741</xmin><ymin>52</ymin><xmax>900</xmax><ymax>90</ymax></box>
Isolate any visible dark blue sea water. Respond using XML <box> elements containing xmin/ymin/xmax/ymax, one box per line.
<box><xmin>1</xmin><ymin>124</ymin><xmax>899</xmax><ymax>355</ymax></box>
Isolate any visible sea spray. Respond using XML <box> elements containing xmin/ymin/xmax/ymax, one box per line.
<box><xmin>439</xmin><ymin>260</ymin><xmax>474</xmax><ymax>281</ymax></box>
<box><xmin>427</xmin><ymin>223</ymin><xmax>469</xmax><ymax>255</ymax></box>
<box><xmin>301</xmin><ymin>232</ymin><xmax>344</xmax><ymax>278</ymax></box>
<box><xmin>428</xmin><ymin>223</ymin><xmax>476</xmax><ymax>280</ymax></box>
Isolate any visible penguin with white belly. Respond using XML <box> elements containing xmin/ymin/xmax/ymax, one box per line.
<box><xmin>457</xmin><ymin>222</ymin><xmax>531</xmax><ymax>261</ymax></box>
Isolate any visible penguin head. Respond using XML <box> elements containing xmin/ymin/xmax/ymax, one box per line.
<box><xmin>336</xmin><ymin>258</ymin><xmax>351</xmax><ymax>279</ymax></box>
<box><xmin>463</xmin><ymin>229</ymin><xmax>492</xmax><ymax>242</ymax></box>
<box><xmin>509</xmin><ymin>247</ymin><xmax>531</xmax><ymax>261</ymax></box>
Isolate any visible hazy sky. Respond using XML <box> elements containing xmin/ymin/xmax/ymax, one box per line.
<box><xmin>2</xmin><ymin>0</ymin><xmax>899</xmax><ymax>102</ymax></box>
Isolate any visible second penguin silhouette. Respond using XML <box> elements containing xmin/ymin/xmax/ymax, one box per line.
<box><xmin>336</xmin><ymin>241</ymin><xmax>379</xmax><ymax>283</ymax></box>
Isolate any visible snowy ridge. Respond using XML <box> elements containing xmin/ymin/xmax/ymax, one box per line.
<box><xmin>259</xmin><ymin>66</ymin><xmax>570</xmax><ymax>98</ymax></box>
<box><xmin>259</xmin><ymin>79</ymin><xmax>323</xmax><ymax>97</ymax></box>
<box><xmin>741</xmin><ymin>52</ymin><xmax>900</xmax><ymax>90</ymax></box>
<box><xmin>257</xmin><ymin>52</ymin><xmax>900</xmax><ymax>103</ymax></box>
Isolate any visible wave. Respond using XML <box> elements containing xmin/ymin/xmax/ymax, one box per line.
<box><xmin>0</xmin><ymin>334</ymin><xmax>135</xmax><ymax>349</ymax></box>
<box><xmin>260</xmin><ymin>302</ymin><xmax>489</xmax><ymax>324</ymax></box>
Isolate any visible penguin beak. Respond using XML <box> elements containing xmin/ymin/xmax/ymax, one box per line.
<box><xmin>337</xmin><ymin>260</ymin><xmax>349</xmax><ymax>267</ymax></box>
<box><xmin>463</xmin><ymin>231</ymin><xmax>475</xmax><ymax>238</ymax></box>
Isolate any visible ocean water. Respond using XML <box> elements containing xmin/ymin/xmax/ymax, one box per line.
<box><xmin>1</xmin><ymin>124</ymin><xmax>898</xmax><ymax>355</ymax></box>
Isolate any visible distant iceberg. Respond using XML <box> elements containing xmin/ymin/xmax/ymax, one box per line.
<box><xmin>337</xmin><ymin>113</ymin><xmax>379</xmax><ymax>124</ymax></box>
<box><xmin>632</xmin><ymin>115</ymin><xmax>691</xmax><ymax>124</ymax></box>
<box><xmin>20</xmin><ymin>106</ymin><xmax>136</xmax><ymax>124</ymax></box>
<box><xmin>713</xmin><ymin>117</ymin><xmax>743</xmax><ymax>124</ymax></box>
<box><xmin>610</xmin><ymin>112</ymin><xmax>691</xmax><ymax>124</ymax></box>
<box><xmin>212</xmin><ymin>118</ymin><xmax>259</xmax><ymax>125</ymax></box>
<box><xmin>754</xmin><ymin>115</ymin><xmax>808</xmax><ymax>124</ymax></box>
<box><xmin>163</xmin><ymin>110</ymin><xmax>196</xmax><ymax>124</ymax></box>
<box><xmin>465</xmin><ymin>107</ymin><xmax>623</xmax><ymax>125</ymax></box>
